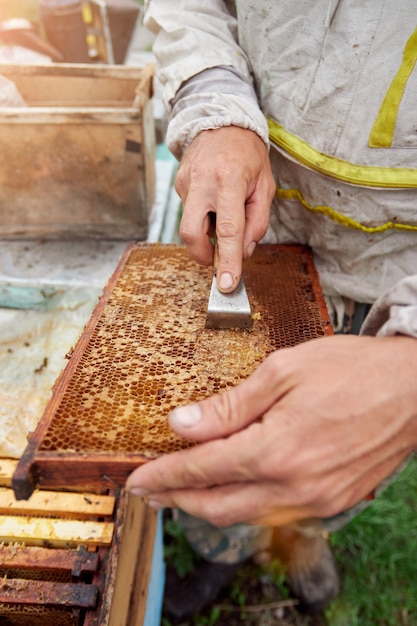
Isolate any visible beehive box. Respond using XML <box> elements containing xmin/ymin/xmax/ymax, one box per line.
<box><xmin>0</xmin><ymin>63</ymin><xmax>155</xmax><ymax>240</ymax></box>
<box><xmin>0</xmin><ymin>459</ymin><xmax>158</xmax><ymax>626</ymax></box>
<box><xmin>13</xmin><ymin>243</ymin><xmax>333</xmax><ymax>499</ymax></box>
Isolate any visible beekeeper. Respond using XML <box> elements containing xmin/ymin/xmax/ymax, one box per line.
<box><xmin>127</xmin><ymin>0</ymin><xmax>417</xmax><ymax>619</ymax></box>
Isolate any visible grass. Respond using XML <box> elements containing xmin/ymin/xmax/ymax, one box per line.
<box><xmin>327</xmin><ymin>456</ymin><xmax>417</xmax><ymax>626</ymax></box>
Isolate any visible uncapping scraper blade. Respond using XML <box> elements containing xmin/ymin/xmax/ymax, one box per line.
<box><xmin>205</xmin><ymin>274</ymin><xmax>253</xmax><ymax>329</ymax></box>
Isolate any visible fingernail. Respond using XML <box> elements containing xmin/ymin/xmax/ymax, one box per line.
<box><xmin>247</xmin><ymin>241</ymin><xmax>256</xmax><ymax>257</ymax></box>
<box><xmin>147</xmin><ymin>499</ymin><xmax>164</xmax><ymax>510</ymax></box>
<box><xmin>219</xmin><ymin>272</ymin><xmax>234</xmax><ymax>290</ymax></box>
<box><xmin>170</xmin><ymin>404</ymin><xmax>202</xmax><ymax>428</ymax></box>
<box><xmin>128</xmin><ymin>487</ymin><xmax>150</xmax><ymax>498</ymax></box>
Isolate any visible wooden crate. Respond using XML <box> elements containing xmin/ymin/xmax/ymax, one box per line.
<box><xmin>0</xmin><ymin>63</ymin><xmax>155</xmax><ymax>240</ymax></box>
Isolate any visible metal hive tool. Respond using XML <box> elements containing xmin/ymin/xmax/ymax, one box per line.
<box><xmin>13</xmin><ymin>243</ymin><xmax>333</xmax><ymax>500</ymax></box>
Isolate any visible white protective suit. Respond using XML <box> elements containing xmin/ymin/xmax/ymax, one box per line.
<box><xmin>144</xmin><ymin>0</ymin><xmax>417</xmax><ymax>338</ymax></box>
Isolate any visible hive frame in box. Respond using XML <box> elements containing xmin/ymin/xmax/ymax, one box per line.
<box><xmin>13</xmin><ymin>243</ymin><xmax>333</xmax><ymax>501</ymax></box>
<box><xmin>0</xmin><ymin>460</ymin><xmax>159</xmax><ymax>626</ymax></box>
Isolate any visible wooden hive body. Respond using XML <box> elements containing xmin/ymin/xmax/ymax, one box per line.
<box><xmin>1</xmin><ymin>459</ymin><xmax>157</xmax><ymax>626</ymax></box>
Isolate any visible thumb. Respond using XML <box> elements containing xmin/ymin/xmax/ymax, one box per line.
<box><xmin>168</xmin><ymin>354</ymin><xmax>283</xmax><ymax>441</ymax></box>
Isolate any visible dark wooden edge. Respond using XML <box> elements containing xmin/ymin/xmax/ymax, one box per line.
<box><xmin>0</xmin><ymin>63</ymin><xmax>154</xmax><ymax>81</ymax></box>
<box><xmin>0</xmin><ymin>578</ymin><xmax>98</xmax><ymax>608</ymax></box>
<box><xmin>14</xmin><ymin>454</ymin><xmax>152</xmax><ymax>498</ymax></box>
<box><xmin>299</xmin><ymin>246</ymin><xmax>334</xmax><ymax>336</ymax></box>
<box><xmin>0</xmin><ymin>545</ymin><xmax>99</xmax><ymax>576</ymax></box>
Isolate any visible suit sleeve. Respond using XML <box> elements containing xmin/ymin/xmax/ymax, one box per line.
<box><xmin>361</xmin><ymin>275</ymin><xmax>417</xmax><ymax>339</ymax></box>
<box><xmin>144</xmin><ymin>1</ymin><xmax>268</xmax><ymax>159</ymax></box>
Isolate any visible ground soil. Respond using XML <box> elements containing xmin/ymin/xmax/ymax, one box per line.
<box><xmin>162</xmin><ymin>559</ymin><xmax>328</xmax><ymax>626</ymax></box>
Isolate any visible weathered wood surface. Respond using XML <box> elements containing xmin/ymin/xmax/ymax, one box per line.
<box><xmin>0</xmin><ymin>487</ymin><xmax>115</xmax><ymax>518</ymax></box>
<box><xmin>0</xmin><ymin>544</ymin><xmax>100</xmax><ymax>576</ymax></box>
<box><xmin>0</xmin><ymin>62</ymin><xmax>153</xmax><ymax>80</ymax></box>
<box><xmin>14</xmin><ymin>453</ymin><xmax>152</xmax><ymax>499</ymax></box>
<box><xmin>0</xmin><ymin>459</ymin><xmax>17</xmax><ymax>487</ymax></box>
<box><xmin>0</xmin><ymin>578</ymin><xmax>98</xmax><ymax>608</ymax></box>
<box><xmin>0</xmin><ymin>515</ymin><xmax>114</xmax><ymax>547</ymax></box>
<box><xmin>106</xmin><ymin>493</ymin><xmax>158</xmax><ymax>626</ymax></box>
<box><xmin>0</xmin><ymin>63</ymin><xmax>155</xmax><ymax>240</ymax></box>
<box><xmin>0</xmin><ymin>475</ymin><xmax>157</xmax><ymax>624</ymax></box>
<box><xmin>0</xmin><ymin>63</ymin><xmax>154</xmax><ymax>103</ymax></box>
<box><xmin>0</xmin><ymin>107</ymin><xmax>143</xmax><ymax>122</ymax></box>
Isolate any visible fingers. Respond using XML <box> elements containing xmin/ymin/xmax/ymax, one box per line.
<box><xmin>214</xmin><ymin>197</ymin><xmax>246</xmax><ymax>292</ymax></box>
<box><xmin>242</xmin><ymin>168</ymin><xmax>275</xmax><ymax>260</ymax></box>
<box><xmin>131</xmin><ymin>445</ymin><xmax>411</xmax><ymax>529</ymax></box>
<box><xmin>126</xmin><ymin>423</ymin><xmax>262</xmax><ymax>496</ymax></box>
<box><xmin>175</xmin><ymin>127</ymin><xmax>275</xmax><ymax>292</ymax></box>
<box><xmin>178</xmin><ymin>157</ymin><xmax>247</xmax><ymax>292</ymax></box>
<box><xmin>144</xmin><ymin>481</ymin><xmax>313</xmax><ymax>528</ymax></box>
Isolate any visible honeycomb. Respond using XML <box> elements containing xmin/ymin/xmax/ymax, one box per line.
<box><xmin>0</xmin><ymin>604</ymin><xmax>80</xmax><ymax>626</ymax></box>
<box><xmin>0</xmin><ymin>546</ymin><xmax>99</xmax><ymax>625</ymax></box>
<box><xmin>34</xmin><ymin>244</ymin><xmax>332</xmax><ymax>459</ymax></box>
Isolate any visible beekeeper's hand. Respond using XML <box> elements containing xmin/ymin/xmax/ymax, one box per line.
<box><xmin>126</xmin><ymin>334</ymin><xmax>417</xmax><ymax>527</ymax></box>
<box><xmin>175</xmin><ymin>126</ymin><xmax>275</xmax><ymax>293</ymax></box>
